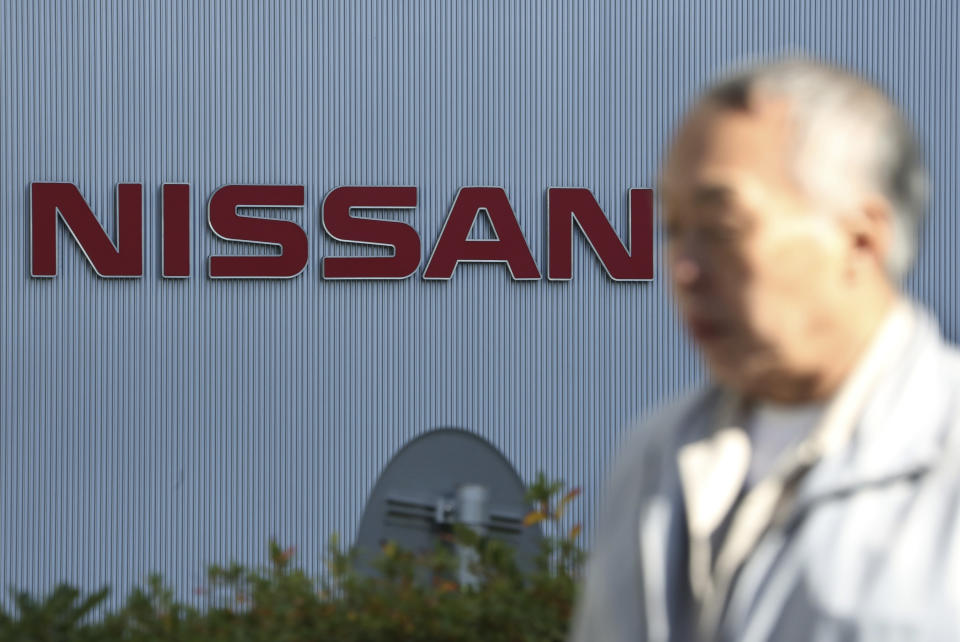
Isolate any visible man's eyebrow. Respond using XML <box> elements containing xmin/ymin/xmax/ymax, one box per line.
<box><xmin>692</xmin><ymin>184</ymin><xmax>734</xmax><ymax>205</ymax></box>
<box><xmin>656</xmin><ymin>179</ymin><xmax>735</xmax><ymax>206</ymax></box>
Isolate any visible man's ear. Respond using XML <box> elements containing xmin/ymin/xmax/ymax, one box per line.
<box><xmin>842</xmin><ymin>194</ymin><xmax>893</xmax><ymax>278</ymax></box>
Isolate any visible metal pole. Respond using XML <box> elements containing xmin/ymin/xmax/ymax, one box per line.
<box><xmin>455</xmin><ymin>484</ymin><xmax>488</xmax><ymax>589</ymax></box>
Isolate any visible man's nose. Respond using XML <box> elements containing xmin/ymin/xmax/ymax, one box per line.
<box><xmin>671</xmin><ymin>256</ymin><xmax>702</xmax><ymax>288</ymax></box>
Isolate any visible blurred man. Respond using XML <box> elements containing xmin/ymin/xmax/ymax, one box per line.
<box><xmin>570</xmin><ymin>58</ymin><xmax>960</xmax><ymax>641</ymax></box>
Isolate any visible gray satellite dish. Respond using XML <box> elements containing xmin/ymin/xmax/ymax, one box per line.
<box><xmin>355</xmin><ymin>428</ymin><xmax>543</xmax><ymax>587</ymax></box>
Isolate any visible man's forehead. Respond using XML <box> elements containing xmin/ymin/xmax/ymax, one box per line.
<box><xmin>660</xmin><ymin>99</ymin><xmax>798</xmax><ymax>203</ymax></box>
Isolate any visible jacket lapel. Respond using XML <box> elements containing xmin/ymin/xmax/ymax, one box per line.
<box><xmin>633</xmin><ymin>387</ymin><xmax>729</xmax><ymax>641</ymax></box>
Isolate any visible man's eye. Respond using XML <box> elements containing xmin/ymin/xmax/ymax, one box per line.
<box><xmin>703</xmin><ymin>225</ymin><xmax>737</xmax><ymax>241</ymax></box>
<box><xmin>663</xmin><ymin>217</ymin><xmax>747</xmax><ymax>244</ymax></box>
<box><xmin>664</xmin><ymin>221</ymin><xmax>683</xmax><ymax>238</ymax></box>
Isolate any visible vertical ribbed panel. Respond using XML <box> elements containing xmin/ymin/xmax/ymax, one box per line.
<box><xmin>1</xmin><ymin>0</ymin><xmax>957</xmax><ymax>609</ymax></box>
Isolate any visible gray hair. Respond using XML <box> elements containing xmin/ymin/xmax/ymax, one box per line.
<box><xmin>704</xmin><ymin>58</ymin><xmax>928</xmax><ymax>282</ymax></box>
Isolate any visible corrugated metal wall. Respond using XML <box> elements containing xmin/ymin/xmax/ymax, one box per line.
<box><xmin>2</xmin><ymin>0</ymin><xmax>957</xmax><ymax>609</ymax></box>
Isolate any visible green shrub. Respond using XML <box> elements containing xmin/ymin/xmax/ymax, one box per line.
<box><xmin>0</xmin><ymin>475</ymin><xmax>584</xmax><ymax>641</ymax></box>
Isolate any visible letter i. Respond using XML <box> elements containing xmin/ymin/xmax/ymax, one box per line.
<box><xmin>162</xmin><ymin>184</ymin><xmax>190</xmax><ymax>278</ymax></box>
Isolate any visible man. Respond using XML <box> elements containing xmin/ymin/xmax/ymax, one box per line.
<box><xmin>570</xmin><ymin>58</ymin><xmax>960</xmax><ymax>641</ymax></box>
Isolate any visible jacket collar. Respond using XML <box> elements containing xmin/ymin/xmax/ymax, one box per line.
<box><xmin>675</xmin><ymin>297</ymin><xmax>936</xmax><ymax>541</ymax></box>
<box><xmin>638</xmin><ymin>300</ymin><xmax>954</xmax><ymax>642</ymax></box>
<box><xmin>676</xmin><ymin>298</ymin><xmax>952</xmax><ymax>519</ymax></box>
<box><xmin>666</xmin><ymin>298</ymin><xmax>952</xmax><ymax>638</ymax></box>
<box><xmin>789</xmin><ymin>300</ymin><xmax>952</xmax><ymax>515</ymax></box>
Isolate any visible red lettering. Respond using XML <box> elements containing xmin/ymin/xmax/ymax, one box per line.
<box><xmin>423</xmin><ymin>187</ymin><xmax>540</xmax><ymax>280</ymax></box>
<box><xmin>31</xmin><ymin>182</ymin><xmax>143</xmax><ymax>278</ymax></box>
<box><xmin>162</xmin><ymin>183</ymin><xmax>191</xmax><ymax>278</ymax></box>
<box><xmin>322</xmin><ymin>186</ymin><xmax>420</xmax><ymax>279</ymax></box>
<box><xmin>29</xmin><ymin>183</ymin><xmax>656</xmax><ymax>282</ymax></box>
<box><xmin>547</xmin><ymin>188</ymin><xmax>653</xmax><ymax>281</ymax></box>
<box><xmin>208</xmin><ymin>185</ymin><xmax>307</xmax><ymax>278</ymax></box>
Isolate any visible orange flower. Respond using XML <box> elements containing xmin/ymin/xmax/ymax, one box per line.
<box><xmin>556</xmin><ymin>488</ymin><xmax>581</xmax><ymax>519</ymax></box>
<box><xmin>438</xmin><ymin>580</ymin><xmax>459</xmax><ymax>593</ymax></box>
<box><xmin>523</xmin><ymin>510</ymin><xmax>547</xmax><ymax>527</ymax></box>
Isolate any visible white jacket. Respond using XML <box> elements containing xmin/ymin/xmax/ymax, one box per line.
<box><xmin>570</xmin><ymin>300</ymin><xmax>960</xmax><ymax>641</ymax></box>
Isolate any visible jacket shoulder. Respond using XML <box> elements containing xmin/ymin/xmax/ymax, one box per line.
<box><xmin>568</xmin><ymin>387</ymin><xmax>718</xmax><ymax>642</ymax></box>
<box><xmin>929</xmin><ymin>337</ymin><xmax>960</xmax><ymax>450</ymax></box>
<box><xmin>939</xmin><ymin>341</ymin><xmax>960</xmax><ymax>391</ymax></box>
<box><xmin>607</xmin><ymin>386</ymin><xmax>719</xmax><ymax>496</ymax></box>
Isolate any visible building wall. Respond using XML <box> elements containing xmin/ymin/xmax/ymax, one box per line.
<box><xmin>2</xmin><ymin>0</ymin><xmax>957</xmax><ymax>607</ymax></box>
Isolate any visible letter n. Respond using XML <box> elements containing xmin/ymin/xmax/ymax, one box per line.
<box><xmin>547</xmin><ymin>188</ymin><xmax>653</xmax><ymax>281</ymax></box>
<box><xmin>31</xmin><ymin>182</ymin><xmax>143</xmax><ymax>277</ymax></box>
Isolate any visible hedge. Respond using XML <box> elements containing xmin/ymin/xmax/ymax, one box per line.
<box><xmin>0</xmin><ymin>474</ymin><xmax>585</xmax><ymax>641</ymax></box>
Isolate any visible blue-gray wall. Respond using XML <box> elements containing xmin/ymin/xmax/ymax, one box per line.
<box><xmin>2</xmin><ymin>0</ymin><xmax>957</xmax><ymax>608</ymax></box>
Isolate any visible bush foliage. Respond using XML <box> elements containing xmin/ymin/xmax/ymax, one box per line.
<box><xmin>1</xmin><ymin>474</ymin><xmax>584</xmax><ymax>641</ymax></box>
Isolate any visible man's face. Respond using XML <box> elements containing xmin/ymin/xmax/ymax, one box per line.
<box><xmin>660</xmin><ymin>96</ymin><xmax>858</xmax><ymax>397</ymax></box>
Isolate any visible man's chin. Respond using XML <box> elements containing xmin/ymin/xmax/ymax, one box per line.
<box><xmin>696</xmin><ymin>334</ymin><xmax>743</xmax><ymax>368</ymax></box>
<box><xmin>702</xmin><ymin>347</ymin><xmax>775</xmax><ymax>395</ymax></box>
